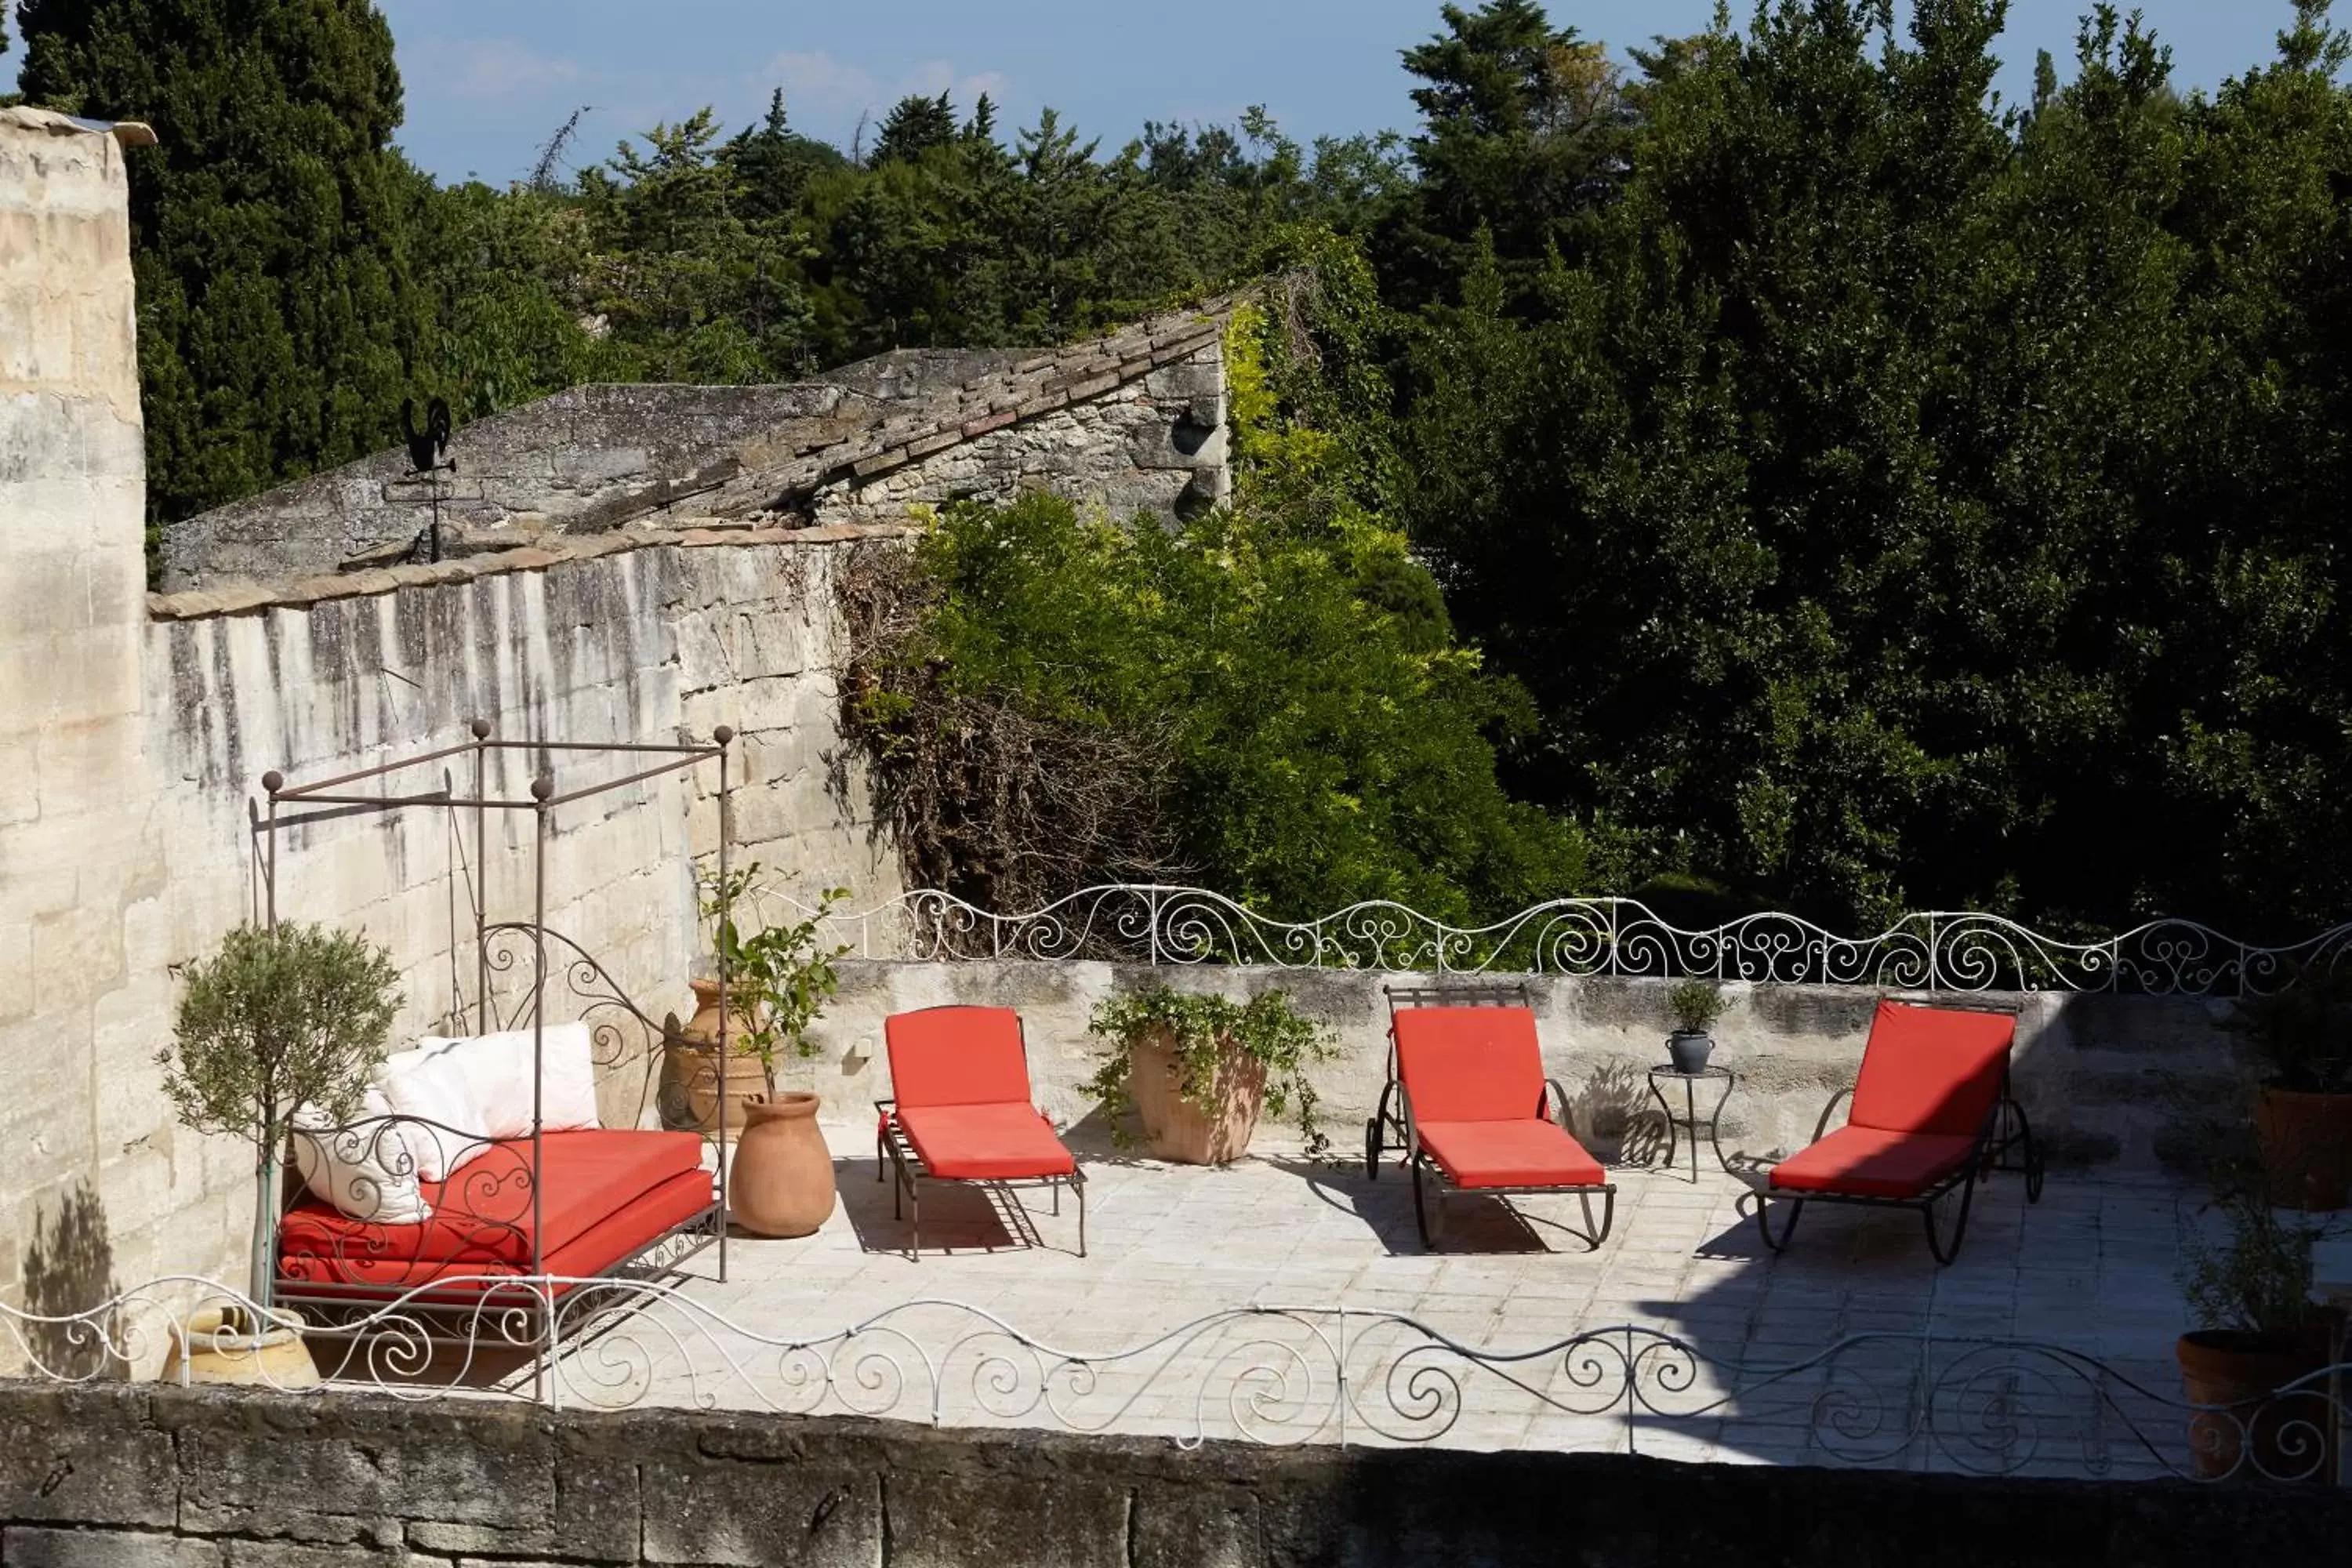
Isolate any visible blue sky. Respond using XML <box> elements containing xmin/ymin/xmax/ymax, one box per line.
<box><xmin>2</xmin><ymin>2</ymin><xmax>2330</xmax><ymax>183</ymax></box>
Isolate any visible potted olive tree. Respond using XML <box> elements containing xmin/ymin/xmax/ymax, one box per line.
<box><xmin>157</xmin><ymin>921</ymin><xmax>400</xmax><ymax>1385</ymax></box>
<box><xmin>2229</xmin><ymin>967</ymin><xmax>2352</xmax><ymax>1210</ymax></box>
<box><xmin>2175</xmin><ymin>1188</ymin><xmax>2332</xmax><ymax>1479</ymax></box>
<box><xmin>1664</xmin><ymin>979</ymin><xmax>1726</xmax><ymax>1073</ymax></box>
<box><xmin>1085</xmin><ymin>985</ymin><xmax>1334</xmax><ymax>1164</ymax></box>
<box><xmin>671</xmin><ymin>865</ymin><xmax>851</xmax><ymax>1237</ymax></box>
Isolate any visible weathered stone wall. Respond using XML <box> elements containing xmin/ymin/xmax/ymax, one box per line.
<box><xmin>158</xmin><ymin>383</ymin><xmax>862</xmax><ymax>588</ymax></box>
<box><xmin>811</xmin><ymin>337</ymin><xmax>1228</xmax><ymax>528</ymax></box>
<box><xmin>787</xmin><ymin>961</ymin><xmax>2245</xmax><ymax>1174</ymax></box>
<box><xmin>160</xmin><ymin>307</ymin><xmax>1235</xmax><ymax>591</ymax></box>
<box><xmin>1</xmin><ymin>113</ymin><xmax>911</xmax><ymax>1371</ymax></box>
<box><xmin>4</xmin><ymin>1381</ymin><xmax>2343</xmax><ymax>1567</ymax></box>
<box><xmin>0</xmin><ymin>111</ymin><xmax>194</xmax><ymax>1366</ymax></box>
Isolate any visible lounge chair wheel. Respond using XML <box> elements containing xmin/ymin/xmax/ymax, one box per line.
<box><xmin>1364</xmin><ymin>1117</ymin><xmax>1384</xmax><ymax>1182</ymax></box>
<box><xmin>1411</xmin><ymin>1159</ymin><xmax>1444</xmax><ymax>1250</ymax></box>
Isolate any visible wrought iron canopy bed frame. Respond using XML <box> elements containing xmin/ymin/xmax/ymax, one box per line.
<box><xmin>250</xmin><ymin>720</ymin><xmax>742</xmax><ymax>1376</ymax></box>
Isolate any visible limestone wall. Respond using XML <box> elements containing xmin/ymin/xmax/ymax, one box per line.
<box><xmin>161</xmin><ymin>307</ymin><xmax>1236</xmax><ymax>591</ymax></box>
<box><xmin>811</xmin><ymin>338</ymin><xmax>1229</xmax><ymax>528</ymax></box>
<box><xmin>0</xmin><ymin>110</ymin><xmax>189</xmax><ymax>1356</ymax></box>
<box><xmin>0</xmin><ymin>111</ymin><xmax>909</xmax><ymax>1360</ymax></box>
<box><xmin>786</xmin><ymin>961</ymin><xmax>2245</xmax><ymax>1175</ymax></box>
<box><xmin>6</xmin><ymin>1382</ymin><xmax>2345</xmax><ymax>1567</ymax></box>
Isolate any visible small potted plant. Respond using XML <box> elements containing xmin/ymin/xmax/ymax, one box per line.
<box><xmin>672</xmin><ymin>866</ymin><xmax>851</xmax><ymax>1237</ymax></box>
<box><xmin>2175</xmin><ymin>1185</ymin><xmax>2333</xmax><ymax>1479</ymax></box>
<box><xmin>1664</xmin><ymin>979</ymin><xmax>1726</xmax><ymax>1073</ymax></box>
<box><xmin>1085</xmin><ymin>985</ymin><xmax>1335</xmax><ymax>1164</ymax></box>
<box><xmin>2227</xmin><ymin>966</ymin><xmax>2352</xmax><ymax>1210</ymax></box>
<box><xmin>157</xmin><ymin>921</ymin><xmax>401</xmax><ymax>1385</ymax></box>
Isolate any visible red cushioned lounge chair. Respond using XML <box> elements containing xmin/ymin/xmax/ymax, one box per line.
<box><xmin>877</xmin><ymin>1005</ymin><xmax>1085</xmax><ymax>1258</ymax></box>
<box><xmin>1379</xmin><ymin>986</ymin><xmax>1615</xmax><ymax>1251</ymax></box>
<box><xmin>1755</xmin><ymin>999</ymin><xmax>2044</xmax><ymax>1265</ymax></box>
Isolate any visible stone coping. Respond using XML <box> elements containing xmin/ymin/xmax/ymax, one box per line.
<box><xmin>145</xmin><ymin>521</ymin><xmax>918</xmax><ymax>622</ymax></box>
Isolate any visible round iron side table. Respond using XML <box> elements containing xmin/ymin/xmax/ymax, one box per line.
<box><xmin>1645</xmin><ymin>1064</ymin><xmax>1735</xmax><ymax>1184</ymax></box>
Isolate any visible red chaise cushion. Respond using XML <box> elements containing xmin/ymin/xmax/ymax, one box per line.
<box><xmin>1769</xmin><ymin>1126</ymin><xmax>1979</xmax><ymax>1199</ymax></box>
<box><xmin>886</xmin><ymin>1006</ymin><xmax>1036</xmax><ymax>1106</ymax></box>
<box><xmin>278</xmin><ymin>1129</ymin><xmax>710</xmax><ymax>1292</ymax></box>
<box><xmin>1416</xmin><ymin>1119</ymin><xmax>1606</xmax><ymax>1190</ymax></box>
<box><xmin>895</xmin><ymin>1102</ymin><xmax>1076</xmax><ymax>1180</ymax></box>
<box><xmin>1392</xmin><ymin>1007</ymin><xmax>1548</xmax><ymax>1123</ymax></box>
<box><xmin>1848</xmin><ymin>1000</ymin><xmax>2015</xmax><ymax>1136</ymax></box>
<box><xmin>1393</xmin><ymin>1006</ymin><xmax>1605</xmax><ymax>1189</ymax></box>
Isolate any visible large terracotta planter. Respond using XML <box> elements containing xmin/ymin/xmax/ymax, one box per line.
<box><xmin>729</xmin><ymin>1093</ymin><xmax>837</xmax><ymax>1238</ymax></box>
<box><xmin>2256</xmin><ymin>1083</ymin><xmax>2352</xmax><ymax>1210</ymax></box>
<box><xmin>162</xmin><ymin>1307</ymin><xmax>319</xmax><ymax>1389</ymax></box>
<box><xmin>1128</xmin><ymin>1029</ymin><xmax>1265</xmax><ymax>1165</ymax></box>
<box><xmin>664</xmin><ymin>978</ymin><xmax>771</xmax><ymax>1134</ymax></box>
<box><xmin>2176</xmin><ymin>1330</ymin><xmax>2335</xmax><ymax>1481</ymax></box>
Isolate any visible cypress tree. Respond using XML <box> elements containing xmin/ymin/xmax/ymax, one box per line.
<box><xmin>18</xmin><ymin>0</ymin><xmax>438</xmax><ymax>531</ymax></box>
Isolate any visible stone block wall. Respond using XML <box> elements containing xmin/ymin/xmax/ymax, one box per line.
<box><xmin>811</xmin><ymin>338</ymin><xmax>1229</xmax><ymax>528</ymax></box>
<box><xmin>160</xmin><ymin>306</ymin><xmax>1236</xmax><ymax>591</ymax></box>
<box><xmin>2</xmin><ymin>144</ymin><xmax>913</xmax><ymax>1374</ymax></box>
<box><xmin>0</xmin><ymin>110</ymin><xmax>202</xmax><ymax>1364</ymax></box>
<box><xmin>785</xmin><ymin>961</ymin><xmax>2245</xmax><ymax>1174</ymax></box>
<box><xmin>2</xmin><ymin>1381</ymin><xmax>2344</xmax><ymax>1567</ymax></box>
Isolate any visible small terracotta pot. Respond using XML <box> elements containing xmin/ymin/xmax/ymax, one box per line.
<box><xmin>1128</xmin><ymin>1029</ymin><xmax>1265</xmax><ymax>1165</ymax></box>
<box><xmin>162</xmin><ymin>1306</ymin><xmax>320</xmax><ymax>1389</ymax></box>
<box><xmin>666</xmin><ymin>978</ymin><xmax>771</xmax><ymax>1133</ymax></box>
<box><xmin>2175</xmin><ymin>1330</ymin><xmax>2335</xmax><ymax>1481</ymax></box>
<box><xmin>2255</xmin><ymin>1083</ymin><xmax>2352</xmax><ymax>1210</ymax></box>
<box><xmin>729</xmin><ymin>1092</ymin><xmax>837</xmax><ymax>1238</ymax></box>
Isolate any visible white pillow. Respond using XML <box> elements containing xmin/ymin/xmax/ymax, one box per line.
<box><xmin>376</xmin><ymin>1023</ymin><xmax>603</xmax><ymax>1181</ymax></box>
<box><xmin>415</xmin><ymin>1022</ymin><xmax>601</xmax><ymax>1138</ymax></box>
<box><xmin>290</xmin><ymin>1089</ymin><xmax>433</xmax><ymax>1225</ymax></box>
<box><xmin>372</xmin><ymin>1044</ymin><xmax>485</xmax><ymax>1182</ymax></box>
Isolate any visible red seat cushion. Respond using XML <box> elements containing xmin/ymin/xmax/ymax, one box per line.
<box><xmin>1417</xmin><ymin>1119</ymin><xmax>1606</xmax><ymax>1190</ymax></box>
<box><xmin>278</xmin><ymin>1129</ymin><xmax>710</xmax><ymax>1291</ymax></box>
<box><xmin>886</xmin><ymin>1007</ymin><xmax>1036</xmax><ymax>1107</ymax></box>
<box><xmin>1392</xmin><ymin>1007</ymin><xmax>1548</xmax><ymax>1123</ymax></box>
<box><xmin>1849</xmin><ymin>1001</ymin><xmax>2015</xmax><ymax>1136</ymax></box>
<box><xmin>1769</xmin><ymin>1125</ymin><xmax>1979</xmax><ymax>1199</ymax></box>
<box><xmin>896</xmin><ymin>1102</ymin><xmax>1076</xmax><ymax>1180</ymax></box>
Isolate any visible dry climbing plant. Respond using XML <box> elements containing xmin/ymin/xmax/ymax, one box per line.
<box><xmin>836</xmin><ymin>535</ymin><xmax>1190</xmax><ymax>940</ymax></box>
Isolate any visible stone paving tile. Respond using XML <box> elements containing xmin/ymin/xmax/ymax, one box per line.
<box><xmin>591</xmin><ymin>1128</ymin><xmax>2214</xmax><ymax>1476</ymax></box>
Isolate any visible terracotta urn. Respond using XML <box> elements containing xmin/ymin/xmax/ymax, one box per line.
<box><xmin>2255</xmin><ymin>1083</ymin><xmax>2352</xmax><ymax>1210</ymax></box>
<box><xmin>729</xmin><ymin>1092</ymin><xmax>837</xmax><ymax>1237</ymax></box>
<box><xmin>162</xmin><ymin>1306</ymin><xmax>320</xmax><ymax>1389</ymax></box>
<box><xmin>666</xmin><ymin>978</ymin><xmax>771</xmax><ymax>1134</ymax></box>
<box><xmin>2175</xmin><ymin>1329</ymin><xmax>2335</xmax><ymax>1481</ymax></box>
<box><xmin>1129</xmin><ymin>1028</ymin><xmax>1265</xmax><ymax>1165</ymax></box>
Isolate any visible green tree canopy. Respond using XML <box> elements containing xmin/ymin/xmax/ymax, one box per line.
<box><xmin>19</xmin><ymin>0</ymin><xmax>433</xmax><ymax>528</ymax></box>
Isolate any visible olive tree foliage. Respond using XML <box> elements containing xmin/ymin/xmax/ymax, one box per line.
<box><xmin>160</xmin><ymin>921</ymin><xmax>401</xmax><ymax>1143</ymax></box>
<box><xmin>159</xmin><ymin>921</ymin><xmax>401</xmax><ymax>1300</ymax></box>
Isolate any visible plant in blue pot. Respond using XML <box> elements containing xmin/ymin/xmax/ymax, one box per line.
<box><xmin>1664</xmin><ymin>980</ymin><xmax>1726</xmax><ymax>1074</ymax></box>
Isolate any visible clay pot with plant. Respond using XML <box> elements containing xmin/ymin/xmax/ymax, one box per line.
<box><xmin>2227</xmin><ymin>967</ymin><xmax>2352</xmax><ymax>1210</ymax></box>
<box><xmin>1085</xmin><ymin>985</ymin><xmax>1335</xmax><ymax>1164</ymax></box>
<box><xmin>1664</xmin><ymin>979</ymin><xmax>1726</xmax><ymax>1074</ymax></box>
<box><xmin>2175</xmin><ymin>1186</ymin><xmax>2335</xmax><ymax>1481</ymax></box>
<box><xmin>157</xmin><ymin>921</ymin><xmax>402</xmax><ymax>1385</ymax></box>
<box><xmin>672</xmin><ymin>866</ymin><xmax>852</xmax><ymax>1238</ymax></box>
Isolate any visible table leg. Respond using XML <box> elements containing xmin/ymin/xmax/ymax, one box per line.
<box><xmin>1646</xmin><ymin>1079</ymin><xmax>1680</xmax><ymax>1179</ymax></box>
<box><xmin>1682</xmin><ymin>1078</ymin><xmax>1701</xmax><ymax>1185</ymax></box>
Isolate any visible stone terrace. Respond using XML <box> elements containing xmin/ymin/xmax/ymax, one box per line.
<box><xmin>550</xmin><ymin>1123</ymin><xmax>2220</xmax><ymax>1481</ymax></box>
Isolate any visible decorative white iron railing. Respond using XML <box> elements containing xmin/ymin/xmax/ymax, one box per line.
<box><xmin>5</xmin><ymin>1276</ymin><xmax>2341</xmax><ymax>1484</ymax></box>
<box><xmin>782</xmin><ymin>884</ymin><xmax>2352</xmax><ymax>996</ymax></box>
